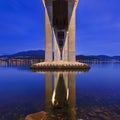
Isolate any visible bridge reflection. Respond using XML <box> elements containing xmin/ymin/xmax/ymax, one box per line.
<box><xmin>25</xmin><ymin>71</ymin><xmax>78</xmax><ymax>120</ymax></box>
<box><xmin>45</xmin><ymin>72</ymin><xmax>76</xmax><ymax>120</ymax></box>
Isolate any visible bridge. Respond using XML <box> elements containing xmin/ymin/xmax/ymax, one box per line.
<box><xmin>43</xmin><ymin>0</ymin><xmax>78</xmax><ymax>62</ymax></box>
<box><xmin>31</xmin><ymin>0</ymin><xmax>90</xmax><ymax>70</ymax></box>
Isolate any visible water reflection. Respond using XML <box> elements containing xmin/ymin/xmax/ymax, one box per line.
<box><xmin>26</xmin><ymin>71</ymin><xmax>78</xmax><ymax>120</ymax></box>
<box><xmin>46</xmin><ymin>72</ymin><xmax>76</xmax><ymax>120</ymax></box>
<box><xmin>1</xmin><ymin>61</ymin><xmax>120</xmax><ymax>119</ymax></box>
<box><xmin>0</xmin><ymin>59</ymin><xmax>42</xmax><ymax>67</ymax></box>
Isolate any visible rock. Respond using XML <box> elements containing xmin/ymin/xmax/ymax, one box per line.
<box><xmin>25</xmin><ymin>111</ymin><xmax>47</xmax><ymax>120</ymax></box>
<box><xmin>98</xmin><ymin>114</ymin><xmax>112</xmax><ymax>120</ymax></box>
<box><xmin>88</xmin><ymin>112</ymin><xmax>96</xmax><ymax>117</ymax></box>
<box><xmin>94</xmin><ymin>108</ymin><xmax>102</xmax><ymax>113</ymax></box>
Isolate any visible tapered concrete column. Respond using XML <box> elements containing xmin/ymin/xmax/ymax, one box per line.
<box><xmin>62</xmin><ymin>32</ymin><xmax>68</xmax><ymax>61</ymax></box>
<box><xmin>54</xmin><ymin>32</ymin><xmax>61</xmax><ymax>61</ymax></box>
<box><xmin>45</xmin><ymin>9</ymin><xmax>52</xmax><ymax>62</ymax></box>
<box><xmin>68</xmin><ymin>11</ymin><xmax>76</xmax><ymax>62</ymax></box>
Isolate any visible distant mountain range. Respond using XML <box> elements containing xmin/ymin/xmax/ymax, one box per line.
<box><xmin>76</xmin><ymin>55</ymin><xmax>120</xmax><ymax>61</ymax></box>
<box><xmin>0</xmin><ymin>50</ymin><xmax>120</xmax><ymax>61</ymax></box>
<box><xmin>0</xmin><ymin>50</ymin><xmax>45</xmax><ymax>59</ymax></box>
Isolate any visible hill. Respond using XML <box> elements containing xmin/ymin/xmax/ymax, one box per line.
<box><xmin>0</xmin><ymin>50</ymin><xmax>120</xmax><ymax>61</ymax></box>
<box><xmin>0</xmin><ymin>50</ymin><xmax>45</xmax><ymax>59</ymax></box>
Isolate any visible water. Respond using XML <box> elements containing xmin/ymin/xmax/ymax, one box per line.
<box><xmin>0</xmin><ymin>61</ymin><xmax>120</xmax><ymax>120</ymax></box>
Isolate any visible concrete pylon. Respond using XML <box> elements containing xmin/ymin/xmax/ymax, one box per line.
<box><xmin>45</xmin><ymin>10</ymin><xmax>53</xmax><ymax>62</ymax></box>
<box><xmin>42</xmin><ymin>0</ymin><xmax>79</xmax><ymax>62</ymax></box>
<box><xmin>53</xmin><ymin>31</ymin><xmax>61</xmax><ymax>61</ymax></box>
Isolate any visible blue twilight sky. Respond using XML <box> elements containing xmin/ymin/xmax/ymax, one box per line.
<box><xmin>0</xmin><ymin>0</ymin><xmax>120</xmax><ymax>56</ymax></box>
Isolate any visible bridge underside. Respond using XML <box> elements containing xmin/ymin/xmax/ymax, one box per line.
<box><xmin>43</xmin><ymin>0</ymin><xmax>78</xmax><ymax>62</ymax></box>
<box><xmin>53</xmin><ymin>0</ymin><xmax>68</xmax><ymax>30</ymax></box>
<box><xmin>30</xmin><ymin>0</ymin><xmax>90</xmax><ymax>72</ymax></box>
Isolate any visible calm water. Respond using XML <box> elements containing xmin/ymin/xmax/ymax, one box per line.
<box><xmin>0</xmin><ymin>61</ymin><xmax>120</xmax><ymax>120</ymax></box>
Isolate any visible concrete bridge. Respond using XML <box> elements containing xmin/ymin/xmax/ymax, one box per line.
<box><xmin>42</xmin><ymin>0</ymin><xmax>79</xmax><ymax>62</ymax></box>
<box><xmin>31</xmin><ymin>0</ymin><xmax>90</xmax><ymax>70</ymax></box>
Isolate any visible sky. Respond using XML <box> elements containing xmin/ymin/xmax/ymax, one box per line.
<box><xmin>0</xmin><ymin>0</ymin><xmax>120</xmax><ymax>56</ymax></box>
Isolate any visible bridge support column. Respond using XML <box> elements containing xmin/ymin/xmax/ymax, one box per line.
<box><xmin>45</xmin><ymin>9</ymin><xmax>52</xmax><ymax>62</ymax></box>
<box><xmin>68</xmin><ymin>11</ymin><xmax>76</xmax><ymax>62</ymax></box>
